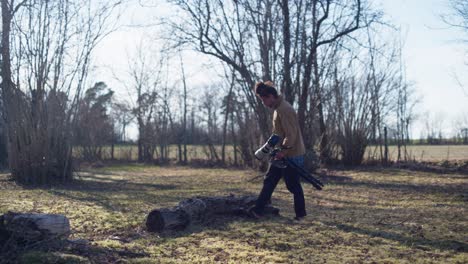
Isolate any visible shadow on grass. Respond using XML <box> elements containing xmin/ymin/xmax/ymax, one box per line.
<box><xmin>355</xmin><ymin>165</ymin><xmax>468</xmax><ymax>176</ymax></box>
<box><xmin>43</xmin><ymin>172</ymin><xmax>260</xmax><ymax>217</ymax></box>
<box><xmin>318</xmin><ymin>167</ymin><xmax>467</xmax><ymax>199</ymax></box>
<box><xmin>1</xmin><ymin>238</ymin><xmax>150</xmax><ymax>264</ymax></box>
<box><xmin>338</xmin><ymin>179</ymin><xmax>467</xmax><ymax>200</ymax></box>
<box><xmin>73</xmin><ymin>173</ymin><xmax>179</xmax><ymax>190</ymax></box>
<box><xmin>15</xmin><ymin>173</ymin><xmax>179</xmax><ymax>192</ymax></box>
<box><xmin>330</xmin><ymin>223</ymin><xmax>468</xmax><ymax>253</ymax></box>
<box><xmin>38</xmin><ymin>174</ymin><xmax>181</xmax><ymax>213</ymax></box>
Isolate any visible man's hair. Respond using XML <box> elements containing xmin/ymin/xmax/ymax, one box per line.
<box><xmin>254</xmin><ymin>81</ymin><xmax>278</xmax><ymax>98</ymax></box>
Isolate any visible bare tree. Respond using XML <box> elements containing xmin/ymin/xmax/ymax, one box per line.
<box><xmin>165</xmin><ymin>0</ymin><xmax>280</xmax><ymax>140</ymax></box>
<box><xmin>74</xmin><ymin>82</ymin><xmax>114</xmax><ymax>162</ymax></box>
<box><xmin>120</xmin><ymin>41</ymin><xmax>165</xmax><ymax>163</ymax></box>
<box><xmin>395</xmin><ymin>83</ymin><xmax>417</xmax><ymax>161</ymax></box>
<box><xmin>1</xmin><ymin>0</ymin><xmax>121</xmax><ymax>184</ymax></box>
<box><xmin>179</xmin><ymin>52</ymin><xmax>189</xmax><ymax>164</ymax></box>
<box><xmin>199</xmin><ymin>86</ymin><xmax>221</xmax><ymax>163</ymax></box>
<box><xmin>440</xmin><ymin>0</ymin><xmax>468</xmax><ymax>97</ymax></box>
<box><xmin>296</xmin><ymin>0</ymin><xmax>367</xmax><ymax>163</ymax></box>
<box><xmin>325</xmin><ymin>23</ymin><xmax>408</xmax><ymax>166</ymax></box>
<box><xmin>221</xmin><ymin>68</ymin><xmax>236</xmax><ymax>165</ymax></box>
<box><xmin>278</xmin><ymin>0</ymin><xmax>293</xmax><ymax>103</ymax></box>
<box><xmin>156</xmin><ymin>78</ymin><xmax>176</xmax><ymax>163</ymax></box>
<box><xmin>166</xmin><ymin>0</ymin><xmax>372</xmax><ymax>163</ymax></box>
<box><xmin>0</xmin><ymin>89</ymin><xmax>7</xmax><ymax>167</ymax></box>
<box><xmin>461</xmin><ymin>128</ymin><xmax>468</xmax><ymax>144</ymax></box>
<box><xmin>452</xmin><ymin>113</ymin><xmax>468</xmax><ymax>143</ymax></box>
<box><xmin>112</xmin><ymin>101</ymin><xmax>133</xmax><ymax>142</ymax></box>
<box><xmin>423</xmin><ymin>112</ymin><xmax>446</xmax><ymax>145</ymax></box>
<box><xmin>158</xmin><ymin>0</ymin><xmax>415</xmax><ymax>168</ymax></box>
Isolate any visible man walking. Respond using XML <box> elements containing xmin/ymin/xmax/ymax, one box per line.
<box><xmin>250</xmin><ymin>81</ymin><xmax>307</xmax><ymax>220</ymax></box>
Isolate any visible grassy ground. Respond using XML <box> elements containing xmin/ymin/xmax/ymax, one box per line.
<box><xmin>0</xmin><ymin>165</ymin><xmax>467</xmax><ymax>263</ymax></box>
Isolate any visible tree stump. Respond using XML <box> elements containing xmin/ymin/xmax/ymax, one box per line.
<box><xmin>146</xmin><ymin>195</ymin><xmax>279</xmax><ymax>233</ymax></box>
<box><xmin>0</xmin><ymin>212</ymin><xmax>70</xmax><ymax>242</ymax></box>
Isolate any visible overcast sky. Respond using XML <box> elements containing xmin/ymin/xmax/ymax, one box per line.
<box><xmin>93</xmin><ymin>0</ymin><xmax>468</xmax><ymax>139</ymax></box>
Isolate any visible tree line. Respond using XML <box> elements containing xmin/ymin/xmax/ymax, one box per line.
<box><xmin>0</xmin><ymin>0</ymin><xmax>466</xmax><ymax>185</ymax></box>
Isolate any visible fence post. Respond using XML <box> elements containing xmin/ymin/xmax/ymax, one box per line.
<box><xmin>384</xmin><ymin>126</ymin><xmax>389</xmax><ymax>165</ymax></box>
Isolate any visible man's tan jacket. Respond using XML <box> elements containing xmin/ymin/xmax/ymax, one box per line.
<box><xmin>272</xmin><ymin>96</ymin><xmax>306</xmax><ymax>157</ymax></box>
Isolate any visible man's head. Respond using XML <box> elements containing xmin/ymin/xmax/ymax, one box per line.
<box><xmin>255</xmin><ymin>81</ymin><xmax>279</xmax><ymax>108</ymax></box>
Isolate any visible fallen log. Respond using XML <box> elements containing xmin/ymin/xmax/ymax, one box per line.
<box><xmin>146</xmin><ymin>195</ymin><xmax>279</xmax><ymax>232</ymax></box>
<box><xmin>0</xmin><ymin>212</ymin><xmax>70</xmax><ymax>241</ymax></box>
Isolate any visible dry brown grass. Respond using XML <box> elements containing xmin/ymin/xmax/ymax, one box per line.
<box><xmin>0</xmin><ymin>164</ymin><xmax>467</xmax><ymax>263</ymax></box>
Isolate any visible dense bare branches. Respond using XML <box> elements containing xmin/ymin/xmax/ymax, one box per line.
<box><xmin>1</xmin><ymin>0</ymin><xmax>122</xmax><ymax>184</ymax></box>
<box><xmin>0</xmin><ymin>0</ymin><xmax>425</xmax><ymax>177</ymax></box>
<box><xmin>162</xmin><ymin>0</ymin><xmax>412</xmax><ymax>167</ymax></box>
<box><xmin>121</xmin><ymin>40</ymin><xmax>168</xmax><ymax>163</ymax></box>
<box><xmin>443</xmin><ymin>0</ymin><xmax>468</xmax><ymax>34</ymax></box>
<box><xmin>165</xmin><ymin>0</ymin><xmax>282</xmax><ymax>139</ymax></box>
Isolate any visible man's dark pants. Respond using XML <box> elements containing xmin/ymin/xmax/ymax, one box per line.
<box><xmin>252</xmin><ymin>157</ymin><xmax>306</xmax><ymax>218</ymax></box>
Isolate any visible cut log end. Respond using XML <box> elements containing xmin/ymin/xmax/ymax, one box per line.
<box><xmin>146</xmin><ymin>208</ymin><xmax>190</xmax><ymax>233</ymax></box>
<box><xmin>146</xmin><ymin>210</ymin><xmax>164</xmax><ymax>233</ymax></box>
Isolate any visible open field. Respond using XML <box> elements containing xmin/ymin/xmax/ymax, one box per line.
<box><xmin>0</xmin><ymin>165</ymin><xmax>466</xmax><ymax>263</ymax></box>
<box><xmin>74</xmin><ymin>145</ymin><xmax>239</xmax><ymax>163</ymax></box>
<box><xmin>366</xmin><ymin>145</ymin><xmax>468</xmax><ymax>162</ymax></box>
<box><xmin>78</xmin><ymin>144</ymin><xmax>468</xmax><ymax>163</ymax></box>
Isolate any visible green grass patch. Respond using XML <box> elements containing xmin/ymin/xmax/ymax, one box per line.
<box><xmin>0</xmin><ymin>165</ymin><xmax>467</xmax><ymax>263</ymax></box>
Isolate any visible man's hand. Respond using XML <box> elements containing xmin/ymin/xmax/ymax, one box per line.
<box><xmin>274</xmin><ymin>151</ymin><xmax>286</xmax><ymax>160</ymax></box>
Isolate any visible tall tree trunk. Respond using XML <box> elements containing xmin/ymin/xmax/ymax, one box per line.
<box><xmin>1</xmin><ymin>0</ymin><xmax>15</xmax><ymax>176</ymax></box>
<box><xmin>222</xmin><ymin>74</ymin><xmax>235</xmax><ymax>165</ymax></box>
<box><xmin>111</xmin><ymin>120</ymin><xmax>115</xmax><ymax>160</ymax></box>
<box><xmin>297</xmin><ymin>50</ymin><xmax>314</xmax><ymax>136</ymax></box>
<box><xmin>384</xmin><ymin>126</ymin><xmax>388</xmax><ymax>165</ymax></box>
<box><xmin>279</xmin><ymin>0</ymin><xmax>293</xmax><ymax>104</ymax></box>
<box><xmin>181</xmin><ymin>54</ymin><xmax>188</xmax><ymax>164</ymax></box>
<box><xmin>313</xmin><ymin>55</ymin><xmax>330</xmax><ymax>163</ymax></box>
<box><xmin>231</xmin><ymin>110</ymin><xmax>238</xmax><ymax>165</ymax></box>
<box><xmin>137</xmin><ymin>120</ymin><xmax>144</xmax><ymax>162</ymax></box>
